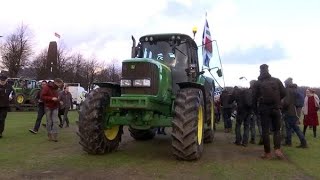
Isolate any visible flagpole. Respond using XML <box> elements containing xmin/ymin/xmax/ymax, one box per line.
<box><xmin>212</xmin><ymin>40</ymin><xmax>225</xmax><ymax>88</ymax></box>
<box><xmin>202</xmin><ymin>12</ymin><xmax>207</xmax><ymax>71</ymax></box>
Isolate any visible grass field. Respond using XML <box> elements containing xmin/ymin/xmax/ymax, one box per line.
<box><xmin>0</xmin><ymin>111</ymin><xmax>320</xmax><ymax>179</ymax></box>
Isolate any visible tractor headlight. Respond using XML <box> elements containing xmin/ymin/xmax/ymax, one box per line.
<box><xmin>133</xmin><ymin>79</ymin><xmax>151</xmax><ymax>87</ymax></box>
<box><xmin>120</xmin><ymin>79</ymin><xmax>131</xmax><ymax>87</ymax></box>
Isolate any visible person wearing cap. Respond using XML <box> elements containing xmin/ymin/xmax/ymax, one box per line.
<box><xmin>0</xmin><ymin>74</ymin><xmax>15</xmax><ymax>138</ymax></box>
<box><xmin>41</xmin><ymin>78</ymin><xmax>64</xmax><ymax>142</ymax></box>
<box><xmin>252</xmin><ymin>64</ymin><xmax>286</xmax><ymax>159</ymax></box>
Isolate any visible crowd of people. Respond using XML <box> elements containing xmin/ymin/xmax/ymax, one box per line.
<box><xmin>0</xmin><ymin>75</ymin><xmax>72</xmax><ymax>142</ymax></box>
<box><xmin>1</xmin><ymin>63</ymin><xmax>319</xmax><ymax>160</ymax></box>
<box><xmin>214</xmin><ymin>64</ymin><xmax>319</xmax><ymax>159</ymax></box>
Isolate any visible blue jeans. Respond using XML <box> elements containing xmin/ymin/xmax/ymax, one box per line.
<box><xmin>46</xmin><ymin>108</ymin><xmax>59</xmax><ymax>134</ymax></box>
<box><xmin>284</xmin><ymin>115</ymin><xmax>306</xmax><ymax>145</ymax></box>
<box><xmin>223</xmin><ymin>108</ymin><xmax>232</xmax><ymax>129</ymax></box>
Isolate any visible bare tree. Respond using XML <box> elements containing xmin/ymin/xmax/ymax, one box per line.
<box><xmin>83</xmin><ymin>57</ymin><xmax>101</xmax><ymax>90</ymax></box>
<box><xmin>56</xmin><ymin>42</ymin><xmax>72</xmax><ymax>78</ymax></box>
<box><xmin>29</xmin><ymin>49</ymin><xmax>47</xmax><ymax>79</ymax></box>
<box><xmin>96</xmin><ymin>60</ymin><xmax>122</xmax><ymax>83</ymax></box>
<box><xmin>0</xmin><ymin>24</ymin><xmax>33</xmax><ymax>77</ymax></box>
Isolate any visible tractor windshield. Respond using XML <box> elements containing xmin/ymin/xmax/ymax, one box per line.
<box><xmin>138</xmin><ymin>41</ymin><xmax>188</xmax><ymax>69</ymax></box>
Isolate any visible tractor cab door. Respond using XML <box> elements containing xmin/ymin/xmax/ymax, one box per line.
<box><xmin>170</xmin><ymin>43</ymin><xmax>189</xmax><ymax>95</ymax></box>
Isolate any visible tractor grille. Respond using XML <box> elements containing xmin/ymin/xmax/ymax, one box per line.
<box><xmin>121</xmin><ymin>62</ymin><xmax>159</xmax><ymax>95</ymax></box>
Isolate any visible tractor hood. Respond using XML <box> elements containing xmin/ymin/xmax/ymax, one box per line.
<box><xmin>120</xmin><ymin>58</ymin><xmax>172</xmax><ymax>103</ymax></box>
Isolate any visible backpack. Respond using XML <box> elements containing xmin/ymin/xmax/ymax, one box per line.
<box><xmin>295</xmin><ymin>90</ymin><xmax>304</xmax><ymax>108</ymax></box>
<box><xmin>259</xmin><ymin>78</ymin><xmax>280</xmax><ymax>104</ymax></box>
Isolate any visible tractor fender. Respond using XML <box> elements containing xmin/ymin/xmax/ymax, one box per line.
<box><xmin>177</xmin><ymin>82</ymin><xmax>210</xmax><ymax>121</ymax></box>
<box><xmin>93</xmin><ymin>82</ymin><xmax>121</xmax><ymax>96</ymax></box>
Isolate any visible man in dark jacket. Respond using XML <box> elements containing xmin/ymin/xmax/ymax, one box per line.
<box><xmin>231</xmin><ymin>87</ymin><xmax>252</xmax><ymax>146</ymax></box>
<box><xmin>282</xmin><ymin>83</ymin><xmax>307</xmax><ymax>148</ymax></box>
<box><xmin>248</xmin><ymin>80</ymin><xmax>263</xmax><ymax>144</ymax></box>
<box><xmin>41</xmin><ymin>78</ymin><xmax>64</xmax><ymax>142</ymax></box>
<box><xmin>29</xmin><ymin>81</ymin><xmax>47</xmax><ymax>134</ymax></box>
<box><xmin>252</xmin><ymin>64</ymin><xmax>286</xmax><ymax>159</ymax></box>
<box><xmin>0</xmin><ymin>74</ymin><xmax>15</xmax><ymax>138</ymax></box>
<box><xmin>220</xmin><ymin>89</ymin><xmax>233</xmax><ymax>133</ymax></box>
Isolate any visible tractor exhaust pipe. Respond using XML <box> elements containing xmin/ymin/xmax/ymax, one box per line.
<box><xmin>131</xmin><ymin>35</ymin><xmax>136</xmax><ymax>58</ymax></box>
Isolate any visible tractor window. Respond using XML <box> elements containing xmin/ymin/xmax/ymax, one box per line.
<box><xmin>139</xmin><ymin>41</ymin><xmax>188</xmax><ymax>70</ymax></box>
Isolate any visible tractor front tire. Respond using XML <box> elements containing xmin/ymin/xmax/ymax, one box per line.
<box><xmin>77</xmin><ymin>88</ymin><xmax>123</xmax><ymax>154</ymax></box>
<box><xmin>171</xmin><ymin>88</ymin><xmax>205</xmax><ymax>161</ymax></box>
<box><xmin>129</xmin><ymin>127</ymin><xmax>156</xmax><ymax>140</ymax></box>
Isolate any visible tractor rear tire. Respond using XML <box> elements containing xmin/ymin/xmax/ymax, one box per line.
<box><xmin>129</xmin><ymin>127</ymin><xmax>156</xmax><ymax>140</ymax></box>
<box><xmin>77</xmin><ymin>88</ymin><xmax>123</xmax><ymax>154</ymax></box>
<box><xmin>204</xmin><ymin>92</ymin><xmax>215</xmax><ymax>143</ymax></box>
<box><xmin>171</xmin><ymin>88</ymin><xmax>205</xmax><ymax>161</ymax></box>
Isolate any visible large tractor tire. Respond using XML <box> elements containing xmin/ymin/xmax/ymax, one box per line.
<box><xmin>171</xmin><ymin>88</ymin><xmax>205</xmax><ymax>161</ymax></box>
<box><xmin>129</xmin><ymin>127</ymin><xmax>156</xmax><ymax>140</ymax></box>
<box><xmin>77</xmin><ymin>88</ymin><xmax>123</xmax><ymax>154</ymax></box>
<box><xmin>204</xmin><ymin>92</ymin><xmax>215</xmax><ymax>143</ymax></box>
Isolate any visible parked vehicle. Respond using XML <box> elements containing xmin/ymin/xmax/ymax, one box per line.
<box><xmin>8</xmin><ymin>78</ymin><xmax>40</xmax><ymax>109</ymax></box>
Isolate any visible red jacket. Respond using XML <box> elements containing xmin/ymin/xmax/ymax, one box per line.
<box><xmin>41</xmin><ymin>84</ymin><xmax>60</xmax><ymax>109</ymax></box>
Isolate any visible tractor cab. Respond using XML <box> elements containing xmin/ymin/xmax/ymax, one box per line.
<box><xmin>132</xmin><ymin>33</ymin><xmax>200</xmax><ymax>94</ymax></box>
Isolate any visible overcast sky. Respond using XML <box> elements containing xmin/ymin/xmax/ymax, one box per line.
<box><xmin>1</xmin><ymin>0</ymin><xmax>319</xmax><ymax>87</ymax></box>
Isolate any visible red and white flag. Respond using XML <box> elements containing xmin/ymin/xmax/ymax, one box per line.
<box><xmin>54</xmin><ymin>32</ymin><xmax>61</xmax><ymax>38</ymax></box>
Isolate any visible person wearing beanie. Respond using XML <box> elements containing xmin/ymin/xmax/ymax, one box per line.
<box><xmin>252</xmin><ymin>64</ymin><xmax>286</xmax><ymax>159</ymax></box>
<box><xmin>282</xmin><ymin>79</ymin><xmax>307</xmax><ymax>148</ymax></box>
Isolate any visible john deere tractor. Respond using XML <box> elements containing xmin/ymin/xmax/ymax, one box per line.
<box><xmin>8</xmin><ymin>78</ymin><xmax>40</xmax><ymax>110</ymax></box>
<box><xmin>78</xmin><ymin>33</ymin><xmax>222</xmax><ymax>160</ymax></box>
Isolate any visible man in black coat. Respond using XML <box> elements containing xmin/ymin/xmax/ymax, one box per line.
<box><xmin>0</xmin><ymin>74</ymin><xmax>15</xmax><ymax>138</ymax></box>
<box><xmin>231</xmin><ymin>87</ymin><xmax>252</xmax><ymax>146</ymax></box>
<box><xmin>252</xmin><ymin>64</ymin><xmax>286</xmax><ymax>159</ymax></box>
<box><xmin>220</xmin><ymin>89</ymin><xmax>234</xmax><ymax>133</ymax></box>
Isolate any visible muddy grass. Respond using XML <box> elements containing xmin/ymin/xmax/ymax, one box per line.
<box><xmin>0</xmin><ymin>112</ymin><xmax>318</xmax><ymax>180</ymax></box>
<box><xmin>7</xmin><ymin>129</ymin><xmax>315</xmax><ymax>180</ymax></box>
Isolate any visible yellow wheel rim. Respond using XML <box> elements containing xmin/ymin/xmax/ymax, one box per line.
<box><xmin>104</xmin><ymin>126</ymin><xmax>120</xmax><ymax>140</ymax></box>
<box><xmin>197</xmin><ymin>105</ymin><xmax>203</xmax><ymax>145</ymax></box>
<box><xmin>211</xmin><ymin>100</ymin><xmax>215</xmax><ymax>130</ymax></box>
<box><xmin>17</xmin><ymin>95</ymin><xmax>24</xmax><ymax>104</ymax></box>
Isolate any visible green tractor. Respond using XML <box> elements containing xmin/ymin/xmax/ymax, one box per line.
<box><xmin>78</xmin><ymin>33</ymin><xmax>222</xmax><ymax>160</ymax></box>
<box><xmin>8</xmin><ymin>78</ymin><xmax>40</xmax><ymax>108</ymax></box>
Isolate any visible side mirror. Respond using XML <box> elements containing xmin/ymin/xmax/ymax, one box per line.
<box><xmin>217</xmin><ymin>69</ymin><xmax>223</xmax><ymax>77</ymax></box>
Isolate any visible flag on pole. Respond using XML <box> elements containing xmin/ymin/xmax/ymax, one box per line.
<box><xmin>202</xmin><ymin>14</ymin><xmax>212</xmax><ymax>67</ymax></box>
<box><xmin>54</xmin><ymin>32</ymin><xmax>61</xmax><ymax>39</ymax></box>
